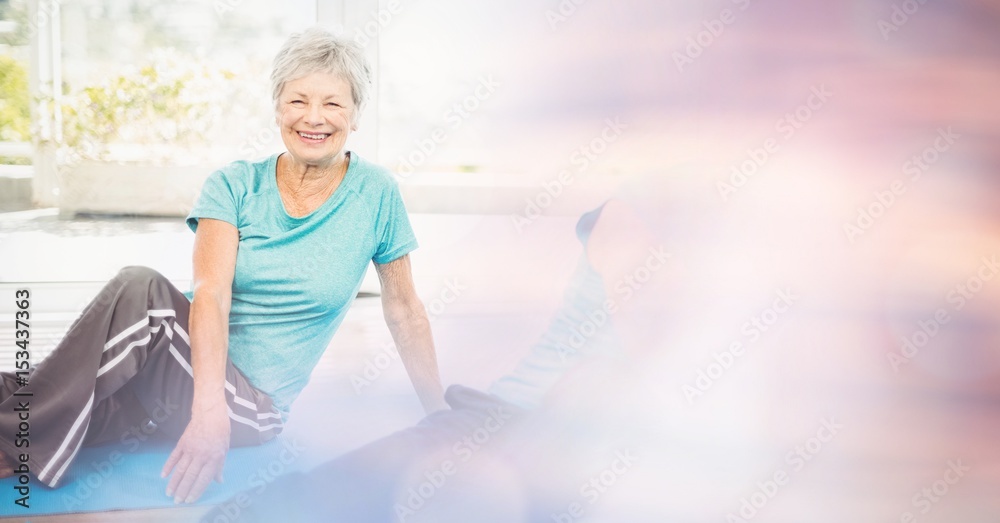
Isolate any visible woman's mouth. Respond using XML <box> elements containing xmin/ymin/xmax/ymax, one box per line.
<box><xmin>297</xmin><ymin>131</ymin><xmax>330</xmax><ymax>143</ymax></box>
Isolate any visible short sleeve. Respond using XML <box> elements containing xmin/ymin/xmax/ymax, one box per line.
<box><xmin>372</xmin><ymin>181</ymin><xmax>418</xmax><ymax>264</ymax></box>
<box><xmin>186</xmin><ymin>169</ymin><xmax>240</xmax><ymax>232</ymax></box>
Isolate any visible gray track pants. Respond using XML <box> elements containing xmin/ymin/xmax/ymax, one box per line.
<box><xmin>0</xmin><ymin>266</ymin><xmax>283</xmax><ymax>488</ymax></box>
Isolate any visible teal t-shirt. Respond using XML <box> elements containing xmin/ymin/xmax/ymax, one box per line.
<box><xmin>185</xmin><ymin>152</ymin><xmax>418</xmax><ymax>418</ymax></box>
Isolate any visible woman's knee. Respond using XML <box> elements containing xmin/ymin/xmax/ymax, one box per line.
<box><xmin>110</xmin><ymin>266</ymin><xmax>178</xmax><ymax>303</ymax></box>
<box><xmin>115</xmin><ymin>265</ymin><xmax>169</xmax><ymax>287</ymax></box>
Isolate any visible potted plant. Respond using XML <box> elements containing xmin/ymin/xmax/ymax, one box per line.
<box><xmin>55</xmin><ymin>49</ymin><xmax>261</xmax><ymax>216</ymax></box>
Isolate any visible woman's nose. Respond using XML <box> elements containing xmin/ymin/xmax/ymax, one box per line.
<box><xmin>305</xmin><ymin>103</ymin><xmax>323</xmax><ymax>124</ymax></box>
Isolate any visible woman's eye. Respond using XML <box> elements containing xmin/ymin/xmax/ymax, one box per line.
<box><xmin>326</xmin><ymin>103</ymin><xmax>340</xmax><ymax>107</ymax></box>
<box><xmin>290</xmin><ymin>100</ymin><xmax>304</xmax><ymax>105</ymax></box>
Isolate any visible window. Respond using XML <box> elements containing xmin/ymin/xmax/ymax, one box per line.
<box><xmin>10</xmin><ymin>0</ymin><xmax>531</xmax><ymax>213</ymax></box>
<box><xmin>0</xmin><ymin>0</ymin><xmax>32</xmax><ymax>169</ymax></box>
<box><xmin>57</xmin><ymin>0</ymin><xmax>317</xmax><ymax>165</ymax></box>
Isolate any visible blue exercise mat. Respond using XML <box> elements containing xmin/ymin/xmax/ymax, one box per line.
<box><xmin>0</xmin><ymin>391</ymin><xmax>422</xmax><ymax>518</ymax></box>
<box><xmin>1</xmin><ymin>436</ymin><xmax>309</xmax><ymax>517</ymax></box>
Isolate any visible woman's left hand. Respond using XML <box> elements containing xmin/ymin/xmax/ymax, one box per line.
<box><xmin>375</xmin><ymin>254</ymin><xmax>447</xmax><ymax>413</ymax></box>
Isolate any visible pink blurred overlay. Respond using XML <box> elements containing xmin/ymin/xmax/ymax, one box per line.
<box><xmin>462</xmin><ymin>0</ymin><xmax>1000</xmax><ymax>520</ymax></box>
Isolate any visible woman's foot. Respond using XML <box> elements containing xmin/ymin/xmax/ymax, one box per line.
<box><xmin>0</xmin><ymin>449</ymin><xmax>14</xmax><ymax>478</ymax></box>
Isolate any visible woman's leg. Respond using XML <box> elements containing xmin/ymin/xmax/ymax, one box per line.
<box><xmin>201</xmin><ymin>386</ymin><xmax>526</xmax><ymax>523</ymax></box>
<box><xmin>0</xmin><ymin>266</ymin><xmax>283</xmax><ymax>488</ymax></box>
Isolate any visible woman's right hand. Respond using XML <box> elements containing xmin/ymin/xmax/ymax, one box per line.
<box><xmin>162</xmin><ymin>404</ymin><xmax>231</xmax><ymax>504</ymax></box>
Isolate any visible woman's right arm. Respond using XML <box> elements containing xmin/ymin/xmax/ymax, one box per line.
<box><xmin>161</xmin><ymin>217</ymin><xmax>239</xmax><ymax>504</ymax></box>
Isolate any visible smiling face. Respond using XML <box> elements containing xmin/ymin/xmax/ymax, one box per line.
<box><xmin>276</xmin><ymin>71</ymin><xmax>357</xmax><ymax>169</ymax></box>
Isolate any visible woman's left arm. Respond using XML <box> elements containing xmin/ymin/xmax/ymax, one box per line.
<box><xmin>375</xmin><ymin>254</ymin><xmax>448</xmax><ymax>413</ymax></box>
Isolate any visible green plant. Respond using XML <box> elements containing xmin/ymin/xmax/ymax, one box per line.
<box><xmin>0</xmin><ymin>54</ymin><xmax>30</xmax><ymax>142</ymax></box>
<box><xmin>58</xmin><ymin>49</ymin><xmax>242</xmax><ymax>164</ymax></box>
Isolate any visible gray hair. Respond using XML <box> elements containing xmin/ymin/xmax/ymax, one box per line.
<box><xmin>270</xmin><ymin>27</ymin><xmax>372</xmax><ymax>124</ymax></box>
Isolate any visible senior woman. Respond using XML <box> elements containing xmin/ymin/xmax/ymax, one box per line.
<box><xmin>0</xmin><ymin>27</ymin><xmax>445</xmax><ymax>504</ymax></box>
